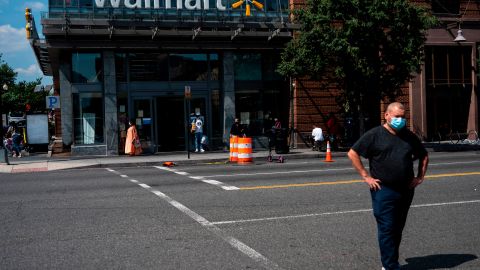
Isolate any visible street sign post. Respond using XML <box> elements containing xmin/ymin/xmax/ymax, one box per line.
<box><xmin>184</xmin><ymin>86</ymin><xmax>191</xmax><ymax>100</ymax></box>
<box><xmin>185</xmin><ymin>86</ymin><xmax>191</xmax><ymax>159</ymax></box>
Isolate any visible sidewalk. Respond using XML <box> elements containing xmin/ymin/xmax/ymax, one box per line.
<box><xmin>1</xmin><ymin>143</ymin><xmax>478</xmax><ymax>174</ymax></box>
<box><xmin>0</xmin><ymin>148</ymin><xmax>346</xmax><ymax>174</ymax></box>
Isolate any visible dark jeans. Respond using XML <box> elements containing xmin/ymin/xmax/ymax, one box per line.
<box><xmin>194</xmin><ymin>132</ymin><xmax>203</xmax><ymax>151</ymax></box>
<box><xmin>371</xmin><ymin>185</ymin><xmax>414</xmax><ymax>270</ymax></box>
<box><xmin>12</xmin><ymin>143</ymin><xmax>21</xmax><ymax>156</ymax></box>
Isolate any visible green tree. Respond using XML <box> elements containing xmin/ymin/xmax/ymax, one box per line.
<box><xmin>2</xmin><ymin>79</ymin><xmax>45</xmax><ymax>114</ymax></box>
<box><xmin>278</xmin><ymin>0</ymin><xmax>437</xmax><ymax>135</ymax></box>
<box><xmin>0</xmin><ymin>54</ymin><xmax>16</xmax><ymax>88</ymax></box>
<box><xmin>0</xmin><ymin>54</ymin><xmax>45</xmax><ymax>115</ymax></box>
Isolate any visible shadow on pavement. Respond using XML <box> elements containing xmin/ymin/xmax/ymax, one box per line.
<box><xmin>401</xmin><ymin>254</ymin><xmax>478</xmax><ymax>270</ymax></box>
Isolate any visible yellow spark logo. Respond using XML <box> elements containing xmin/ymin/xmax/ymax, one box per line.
<box><xmin>232</xmin><ymin>0</ymin><xmax>264</xmax><ymax>16</ymax></box>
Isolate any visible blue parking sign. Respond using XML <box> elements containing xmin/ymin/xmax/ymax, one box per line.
<box><xmin>46</xmin><ymin>96</ymin><xmax>60</xmax><ymax>109</ymax></box>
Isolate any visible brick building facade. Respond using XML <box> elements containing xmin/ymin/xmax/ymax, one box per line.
<box><xmin>289</xmin><ymin>0</ymin><xmax>479</xmax><ymax>146</ymax></box>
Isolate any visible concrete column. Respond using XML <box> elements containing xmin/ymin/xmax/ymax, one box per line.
<box><xmin>59</xmin><ymin>63</ymin><xmax>73</xmax><ymax>147</ymax></box>
<box><xmin>410</xmin><ymin>63</ymin><xmax>427</xmax><ymax>138</ymax></box>
<box><xmin>222</xmin><ymin>52</ymin><xmax>235</xmax><ymax>146</ymax></box>
<box><xmin>103</xmin><ymin>51</ymin><xmax>119</xmax><ymax>155</ymax></box>
<box><xmin>467</xmin><ymin>45</ymin><xmax>478</xmax><ymax>133</ymax></box>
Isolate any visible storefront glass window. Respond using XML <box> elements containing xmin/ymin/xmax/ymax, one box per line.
<box><xmin>117</xmin><ymin>93</ymin><xmax>128</xmax><ymax>153</ymax></box>
<box><xmin>234</xmin><ymin>53</ymin><xmax>262</xmax><ymax>81</ymax></box>
<box><xmin>115</xmin><ymin>53</ymin><xmax>127</xmax><ymax>82</ymax></box>
<box><xmin>210</xmin><ymin>54</ymin><xmax>220</xmax><ymax>81</ymax></box>
<box><xmin>431</xmin><ymin>0</ymin><xmax>459</xmax><ymax>14</ymax></box>
<box><xmin>211</xmin><ymin>89</ymin><xmax>222</xmax><ymax>144</ymax></box>
<box><xmin>129</xmin><ymin>53</ymin><xmax>169</xmax><ymax>81</ymax></box>
<box><xmin>235</xmin><ymin>90</ymin><xmax>264</xmax><ymax>135</ymax></box>
<box><xmin>73</xmin><ymin>93</ymin><xmax>104</xmax><ymax>144</ymax></box>
<box><xmin>263</xmin><ymin>53</ymin><xmax>283</xmax><ymax>81</ymax></box>
<box><xmin>79</xmin><ymin>0</ymin><xmax>93</xmax><ymax>7</ymax></box>
<box><xmin>267</xmin><ymin>0</ymin><xmax>289</xmax><ymax>12</ymax></box>
<box><xmin>49</xmin><ymin>0</ymin><xmax>65</xmax><ymax>7</ymax></box>
<box><xmin>169</xmin><ymin>54</ymin><xmax>209</xmax><ymax>81</ymax></box>
<box><xmin>72</xmin><ymin>53</ymin><xmax>102</xmax><ymax>83</ymax></box>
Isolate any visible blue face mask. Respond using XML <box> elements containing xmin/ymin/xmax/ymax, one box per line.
<box><xmin>390</xmin><ymin>117</ymin><xmax>406</xmax><ymax>130</ymax></box>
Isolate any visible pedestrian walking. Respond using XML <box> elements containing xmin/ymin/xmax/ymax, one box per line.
<box><xmin>192</xmin><ymin>112</ymin><xmax>205</xmax><ymax>152</ymax></box>
<box><xmin>273</xmin><ymin>118</ymin><xmax>281</xmax><ymax>129</ymax></box>
<box><xmin>11</xmin><ymin>129</ymin><xmax>23</xmax><ymax>158</ymax></box>
<box><xmin>326</xmin><ymin>112</ymin><xmax>339</xmax><ymax>150</ymax></box>
<box><xmin>125</xmin><ymin>120</ymin><xmax>142</xmax><ymax>156</ymax></box>
<box><xmin>347</xmin><ymin>102</ymin><xmax>429</xmax><ymax>270</ymax></box>
<box><xmin>311</xmin><ymin>124</ymin><xmax>324</xmax><ymax>151</ymax></box>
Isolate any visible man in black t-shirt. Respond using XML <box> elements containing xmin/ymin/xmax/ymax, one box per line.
<box><xmin>230</xmin><ymin>118</ymin><xmax>243</xmax><ymax>137</ymax></box>
<box><xmin>348</xmin><ymin>102</ymin><xmax>429</xmax><ymax>270</ymax></box>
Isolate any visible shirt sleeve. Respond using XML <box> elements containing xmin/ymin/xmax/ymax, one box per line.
<box><xmin>408</xmin><ymin>131</ymin><xmax>427</xmax><ymax>160</ymax></box>
<box><xmin>351</xmin><ymin>128</ymin><xmax>375</xmax><ymax>158</ymax></box>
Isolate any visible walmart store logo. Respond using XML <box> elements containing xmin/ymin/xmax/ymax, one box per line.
<box><xmin>94</xmin><ymin>0</ymin><xmax>265</xmax><ymax>15</ymax></box>
<box><xmin>232</xmin><ymin>0</ymin><xmax>263</xmax><ymax>16</ymax></box>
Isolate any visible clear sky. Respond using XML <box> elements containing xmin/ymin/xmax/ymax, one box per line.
<box><xmin>0</xmin><ymin>0</ymin><xmax>52</xmax><ymax>85</ymax></box>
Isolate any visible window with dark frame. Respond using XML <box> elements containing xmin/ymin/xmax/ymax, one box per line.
<box><xmin>431</xmin><ymin>0</ymin><xmax>460</xmax><ymax>15</ymax></box>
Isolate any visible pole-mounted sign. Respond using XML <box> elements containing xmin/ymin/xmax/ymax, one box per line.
<box><xmin>46</xmin><ymin>96</ymin><xmax>61</xmax><ymax>109</ymax></box>
<box><xmin>184</xmin><ymin>85</ymin><xmax>191</xmax><ymax>100</ymax></box>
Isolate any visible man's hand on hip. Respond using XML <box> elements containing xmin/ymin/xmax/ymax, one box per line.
<box><xmin>364</xmin><ymin>176</ymin><xmax>382</xmax><ymax>191</ymax></box>
<box><xmin>409</xmin><ymin>177</ymin><xmax>424</xmax><ymax>189</ymax></box>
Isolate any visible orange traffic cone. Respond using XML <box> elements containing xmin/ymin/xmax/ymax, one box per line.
<box><xmin>324</xmin><ymin>141</ymin><xmax>334</xmax><ymax>162</ymax></box>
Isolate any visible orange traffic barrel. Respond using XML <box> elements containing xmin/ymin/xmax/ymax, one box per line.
<box><xmin>237</xmin><ymin>137</ymin><xmax>253</xmax><ymax>164</ymax></box>
<box><xmin>229</xmin><ymin>136</ymin><xmax>238</xmax><ymax>162</ymax></box>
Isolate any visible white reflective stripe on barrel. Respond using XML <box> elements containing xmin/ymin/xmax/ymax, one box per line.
<box><xmin>237</xmin><ymin>143</ymin><xmax>252</xmax><ymax>149</ymax></box>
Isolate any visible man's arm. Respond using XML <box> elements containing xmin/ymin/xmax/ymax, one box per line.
<box><xmin>347</xmin><ymin>149</ymin><xmax>382</xmax><ymax>191</ymax></box>
<box><xmin>410</xmin><ymin>154</ymin><xmax>429</xmax><ymax>188</ymax></box>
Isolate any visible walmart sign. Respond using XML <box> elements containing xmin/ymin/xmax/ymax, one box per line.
<box><xmin>95</xmin><ymin>0</ymin><xmax>227</xmax><ymax>10</ymax></box>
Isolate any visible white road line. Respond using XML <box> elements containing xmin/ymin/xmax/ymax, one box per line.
<box><xmin>130</xmin><ymin>179</ymin><xmax>139</xmax><ymax>183</ymax></box>
<box><xmin>411</xmin><ymin>199</ymin><xmax>480</xmax><ymax>208</ymax></box>
<box><xmin>202</xmin><ymin>167</ymin><xmax>355</xmax><ymax>178</ymax></box>
<box><xmin>154</xmin><ymin>166</ymin><xmax>240</xmax><ymax>191</ymax></box>
<box><xmin>428</xmin><ymin>161</ymin><xmax>480</xmax><ymax>166</ymax></box>
<box><xmin>106</xmin><ymin>168</ymin><xmax>282</xmax><ymax>270</ymax></box>
<box><xmin>120</xmin><ymin>174</ymin><xmax>128</xmax><ymax>178</ymax></box>
<box><xmin>155</xmin><ymin>166</ymin><xmax>176</xmax><ymax>172</ymax></box>
<box><xmin>201</xmin><ymin>160</ymin><xmax>480</xmax><ymax>178</ymax></box>
<box><xmin>212</xmin><ymin>209</ymin><xmax>372</xmax><ymax>225</ymax></box>
<box><xmin>201</xmin><ymin>179</ymin><xmax>240</xmax><ymax>191</ymax></box>
<box><xmin>139</xmin><ymin>183</ymin><xmax>151</xmax><ymax>189</ymax></box>
<box><xmin>212</xmin><ymin>199</ymin><xmax>480</xmax><ymax>225</ymax></box>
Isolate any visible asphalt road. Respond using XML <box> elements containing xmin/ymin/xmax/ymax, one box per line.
<box><xmin>1</xmin><ymin>151</ymin><xmax>479</xmax><ymax>269</ymax></box>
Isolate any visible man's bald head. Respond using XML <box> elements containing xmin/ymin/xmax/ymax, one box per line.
<box><xmin>386</xmin><ymin>102</ymin><xmax>404</xmax><ymax>113</ymax></box>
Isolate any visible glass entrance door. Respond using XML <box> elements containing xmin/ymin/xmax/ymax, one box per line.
<box><xmin>133</xmin><ymin>98</ymin><xmax>154</xmax><ymax>153</ymax></box>
<box><xmin>154</xmin><ymin>96</ymin><xmax>208</xmax><ymax>152</ymax></box>
<box><xmin>156</xmin><ymin>97</ymin><xmax>185</xmax><ymax>152</ymax></box>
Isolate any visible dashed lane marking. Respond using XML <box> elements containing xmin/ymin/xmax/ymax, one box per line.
<box><xmin>106</xmin><ymin>168</ymin><xmax>282</xmax><ymax>270</ymax></box>
<box><xmin>154</xmin><ymin>166</ymin><xmax>240</xmax><ymax>191</ymax></box>
<box><xmin>200</xmin><ymin>160</ymin><xmax>480</xmax><ymax>179</ymax></box>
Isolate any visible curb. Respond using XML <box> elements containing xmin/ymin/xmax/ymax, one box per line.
<box><xmin>77</xmin><ymin>151</ymin><xmax>349</xmax><ymax>169</ymax></box>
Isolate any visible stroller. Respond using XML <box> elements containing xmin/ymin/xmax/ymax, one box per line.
<box><xmin>266</xmin><ymin>128</ymin><xmax>287</xmax><ymax>163</ymax></box>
